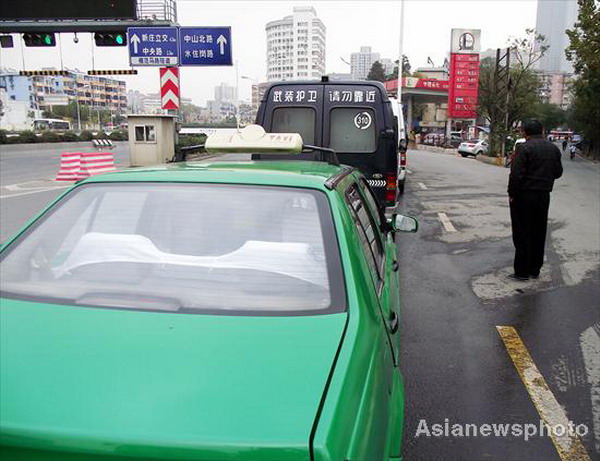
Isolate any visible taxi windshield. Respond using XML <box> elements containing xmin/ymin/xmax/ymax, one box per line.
<box><xmin>0</xmin><ymin>183</ymin><xmax>345</xmax><ymax>315</ymax></box>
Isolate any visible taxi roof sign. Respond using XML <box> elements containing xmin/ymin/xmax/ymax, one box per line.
<box><xmin>205</xmin><ymin>125</ymin><xmax>303</xmax><ymax>154</ymax></box>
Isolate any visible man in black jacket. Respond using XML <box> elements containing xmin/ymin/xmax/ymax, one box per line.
<box><xmin>508</xmin><ymin>119</ymin><xmax>563</xmax><ymax>281</ymax></box>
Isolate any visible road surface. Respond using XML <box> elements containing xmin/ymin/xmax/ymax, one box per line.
<box><xmin>1</xmin><ymin>144</ymin><xmax>598</xmax><ymax>459</ymax></box>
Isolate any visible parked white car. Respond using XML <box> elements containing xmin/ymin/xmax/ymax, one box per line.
<box><xmin>458</xmin><ymin>139</ymin><xmax>489</xmax><ymax>157</ymax></box>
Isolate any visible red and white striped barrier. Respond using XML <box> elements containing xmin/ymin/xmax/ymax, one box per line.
<box><xmin>54</xmin><ymin>152</ymin><xmax>81</xmax><ymax>181</ymax></box>
<box><xmin>76</xmin><ymin>152</ymin><xmax>116</xmax><ymax>180</ymax></box>
<box><xmin>55</xmin><ymin>152</ymin><xmax>116</xmax><ymax>181</ymax></box>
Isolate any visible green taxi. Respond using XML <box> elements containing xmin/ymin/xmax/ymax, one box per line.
<box><xmin>0</xmin><ymin>126</ymin><xmax>417</xmax><ymax>460</ymax></box>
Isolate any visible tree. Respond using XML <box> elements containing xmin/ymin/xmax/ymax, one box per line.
<box><xmin>566</xmin><ymin>0</ymin><xmax>600</xmax><ymax>158</ymax></box>
<box><xmin>478</xmin><ymin>29</ymin><xmax>547</xmax><ymax>155</ymax></box>
<box><xmin>529</xmin><ymin>102</ymin><xmax>567</xmax><ymax>131</ymax></box>
<box><xmin>385</xmin><ymin>55</ymin><xmax>412</xmax><ymax>80</ymax></box>
<box><xmin>367</xmin><ymin>61</ymin><xmax>386</xmax><ymax>82</ymax></box>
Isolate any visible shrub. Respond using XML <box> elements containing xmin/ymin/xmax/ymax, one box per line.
<box><xmin>18</xmin><ymin>131</ymin><xmax>38</xmax><ymax>143</ymax></box>
<box><xmin>79</xmin><ymin>130</ymin><xmax>94</xmax><ymax>141</ymax></box>
<box><xmin>108</xmin><ymin>130</ymin><xmax>128</xmax><ymax>141</ymax></box>
<box><xmin>178</xmin><ymin>134</ymin><xmax>207</xmax><ymax>147</ymax></box>
<box><xmin>96</xmin><ymin>131</ymin><xmax>109</xmax><ymax>139</ymax></box>
<box><xmin>60</xmin><ymin>131</ymin><xmax>80</xmax><ymax>142</ymax></box>
<box><xmin>0</xmin><ymin>130</ymin><xmax>7</xmax><ymax>144</ymax></box>
<box><xmin>40</xmin><ymin>131</ymin><xmax>61</xmax><ymax>143</ymax></box>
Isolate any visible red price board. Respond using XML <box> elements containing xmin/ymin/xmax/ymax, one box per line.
<box><xmin>447</xmin><ymin>53</ymin><xmax>480</xmax><ymax>119</ymax></box>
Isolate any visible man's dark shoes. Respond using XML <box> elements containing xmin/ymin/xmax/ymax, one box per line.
<box><xmin>508</xmin><ymin>273</ymin><xmax>529</xmax><ymax>281</ymax></box>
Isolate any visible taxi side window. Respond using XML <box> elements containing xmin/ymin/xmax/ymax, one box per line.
<box><xmin>358</xmin><ymin>179</ymin><xmax>383</xmax><ymax>229</ymax></box>
<box><xmin>346</xmin><ymin>184</ymin><xmax>384</xmax><ymax>285</ymax></box>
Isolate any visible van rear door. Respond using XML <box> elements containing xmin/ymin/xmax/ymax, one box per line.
<box><xmin>258</xmin><ymin>83</ymin><xmax>324</xmax><ymax>147</ymax></box>
<box><xmin>322</xmin><ymin>84</ymin><xmax>388</xmax><ymax>178</ymax></box>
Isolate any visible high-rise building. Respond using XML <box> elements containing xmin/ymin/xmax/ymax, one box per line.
<box><xmin>214</xmin><ymin>82</ymin><xmax>237</xmax><ymax>102</ymax></box>
<box><xmin>538</xmin><ymin>73</ymin><xmax>574</xmax><ymax>109</ymax></box>
<box><xmin>535</xmin><ymin>0</ymin><xmax>578</xmax><ymax>73</ymax></box>
<box><xmin>265</xmin><ymin>6</ymin><xmax>326</xmax><ymax>81</ymax></box>
<box><xmin>350</xmin><ymin>46</ymin><xmax>380</xmax><ymax>80</ymax></box>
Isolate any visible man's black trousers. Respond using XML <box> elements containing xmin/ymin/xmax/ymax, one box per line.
<box><xmin>510</xmin><ymin>191</ymin><xmax>551</xmax><ymax>278</ymax></box>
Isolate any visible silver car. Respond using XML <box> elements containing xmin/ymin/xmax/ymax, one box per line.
<box><xmin>458</xmin><ymin>139</ymin><xmax>488</xmax><ymax>157</ymax></box>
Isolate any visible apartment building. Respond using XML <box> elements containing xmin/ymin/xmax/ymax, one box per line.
<box><xmin>266</xmin><ymin>6</ymin><xmax>326</xmax><ymax>81</ymax></box>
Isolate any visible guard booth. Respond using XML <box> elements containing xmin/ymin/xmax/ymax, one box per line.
<box><xmin>127</xmin><ymin>114</ymin><xmax>177</xmax><ymax>166</ymax></box>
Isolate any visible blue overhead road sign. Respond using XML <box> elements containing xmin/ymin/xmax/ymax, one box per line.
<box><xmin>179</xmin><ymin>27</ymin><xmax>232</xmax><ymax>66</ymax></box>
<box><xmin>128</xmin><ymin>27</ymin><xmax>179</xmax><ymax>66</ymax></box>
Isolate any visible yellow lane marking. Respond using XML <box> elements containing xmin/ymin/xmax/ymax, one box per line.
<box><xmin>496</xmin><ymin>326</ymin><xmax>591</xmax><ymax>461</ymax></box>
<box><xmin>437</xmin><ymin>212</ymin><xmax>456</xmax><ymax>232</ymax></box>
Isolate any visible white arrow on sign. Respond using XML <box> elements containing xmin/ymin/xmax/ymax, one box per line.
<box><xmin>130</xmin><ymin>34</ymin><xmax>141</xmax><ymax>54</ymax></box>
<box><xmin>217</xmin><ymin>35</ymin><xmax>227</xmax><ymax>55</ymax></box>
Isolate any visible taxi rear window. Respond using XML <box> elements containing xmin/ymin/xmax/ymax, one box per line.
<box><xmin>0</xmin><ymin>183</ymin><xmax>345</xmax><ymax>316</ymax></box>
<box><xmin>271</xmin><ymin>107</ymin><xmax>316</xmax><ymax>145</ymax></box>
<box><xmin>329</xmin><ymin>108</ymin><xmax>377</xmax><ymax>153</ymax></box>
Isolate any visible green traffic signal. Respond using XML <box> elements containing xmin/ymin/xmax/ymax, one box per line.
<box><xmin>22</xmin><ymin>33</ymin><xmax>56</xmax><ymax>47</ymax></box>
<box><xmin>94</xmin><ymin>31</ymin><xmax>127</xmax><ymax>47</ymax></box>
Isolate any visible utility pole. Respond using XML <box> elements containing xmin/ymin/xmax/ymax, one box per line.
<box><xmin>76</xmin><ymin>96</ymin><xmax>81</xmax><ymax>132</ymax></box>
<box><xmin>235</xmin><ymin>60</ymin><xmax>240</xmax><ymax>131</ymax></box>
<box><xmin>493</xmin><ymin>48</ymin><xmax>511</xmax><ymax>160</ymax></box>
<box><xmin>396</xmin><ymin>0</ymin><xmax>405</xmax><ymax>103</ymax></box>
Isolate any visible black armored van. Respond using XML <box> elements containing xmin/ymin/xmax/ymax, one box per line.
<box><xmin>255</xmin><ymin>78</ymin><xmax>400</xmax><ymax>207</ymax></box>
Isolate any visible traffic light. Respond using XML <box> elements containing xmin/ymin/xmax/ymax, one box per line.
<box><xmin>0</xmin><ymin>35</ymin><xmax>14</xmax><ymax>48</ymax></box>
<box><xmin>94</xmin><ymin>32</ymin><xmax>127</xmax><ymax>47</ymax></box>
<box><xmin>23</xmin><ymin>33</ymin><xmax>55</xmax><ymax>47</ymax></box>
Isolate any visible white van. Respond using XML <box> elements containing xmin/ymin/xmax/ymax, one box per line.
<box><xmin>389</xmin><ymin>98</ymin><xmax>408</xmax><ymax>194</ymax></box>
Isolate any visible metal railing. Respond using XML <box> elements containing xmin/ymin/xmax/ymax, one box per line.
<box><xmin>136</xmin><ymin>0</ymin><xmax>177</xmax><ymax>23</ymax></box>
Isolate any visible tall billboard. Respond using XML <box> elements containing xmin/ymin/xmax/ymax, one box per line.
<box><xmin>447</xmin><ymin>29</ymin><xmax>481</xmax><ymax>119</ymax></box>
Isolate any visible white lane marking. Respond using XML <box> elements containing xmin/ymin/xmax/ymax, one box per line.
<box><xmin>437</xmin><ymin>212</ymin><xmax>457</xmax><ymax>232</ymax></box>
<box><xmin>580</xmin><ymin>325</ymin><xmax>600</xmax><ymax>453</ymax></box>
<box><xmin>406</xmin><ymin>169</ymin><xmax>412</xmax><ymax>174</ymax></box>
<box><xmin>5</xmin><ymin>181</ymin><xmax>48</xmax><ymax>191</ymax></box>
<box><xmin>0</xmin><ymin>185</ymin><xmax>71</xmax><ymax>199</ymax></box>
<box><xmin>497</xmin><ymin>326</ymin><xmax>591</xmax><ymax>461</ymax></box>
<box><xmin>418</xmin><ymin>182</ymin><xmax>428</xmax><ymax>190</ymax></box>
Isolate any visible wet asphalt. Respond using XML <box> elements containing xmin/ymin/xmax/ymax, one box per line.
<box><xmin>397</xmin><ymin>149</ymin><xmax>599</xmax><ymax>460</ymax></box>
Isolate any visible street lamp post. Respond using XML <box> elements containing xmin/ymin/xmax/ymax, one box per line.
<box><xmin>397</xmin><ymin>0</ymin><xmax>405</xmax><ymax>103</ymax></box>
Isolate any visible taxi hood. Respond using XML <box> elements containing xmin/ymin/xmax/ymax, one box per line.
<box><xmin>0</xmin><ymin>300</ymin><xmax>347</xmax><ymax>460</ymax></box>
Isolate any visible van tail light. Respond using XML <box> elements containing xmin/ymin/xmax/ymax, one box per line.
<box><xmin>400</xmin><ymin>151</ymin><xmax>407</xmax><ymax>168</ymax></box>
<box><xmin>385</xmin><ymin>172</ymin><xmax>397</xmax><ymax>203</ymax></box>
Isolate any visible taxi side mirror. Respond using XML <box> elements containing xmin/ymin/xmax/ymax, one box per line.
<box><xmin>388</xmin><ymin>214</ymin><xmax>418</xmax><ymax>233</ymax></box>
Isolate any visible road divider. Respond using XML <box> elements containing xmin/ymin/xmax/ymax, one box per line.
<box><xmin>54</xmin><ymin>152</ymin><xmax>81</xmax><ymax>181</ymax></box>
<box><xmin>55</xmin><ymin>152</ymin><xmax>116</xmax><ymax>181</ymax></box>
<box><xmin>497</xmin><ymin>326</ymin><xmax>591</xmax><ymax>461</ymax></box>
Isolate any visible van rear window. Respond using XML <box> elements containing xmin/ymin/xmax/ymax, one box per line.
<box><xmin>272</xmin><ymin>107</ymin><xmax>316</xmax><ymax>145</ymax></box>
<box><xmin>330</xmin><ymin>108</ymin><xmax>376</xmax><ymax>153</ymax></box>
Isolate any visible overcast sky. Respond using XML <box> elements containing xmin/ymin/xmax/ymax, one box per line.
<box><xmin>0</xmin><ymin>0</ymin><xmax>554</xmax><ymax>106</ymax></box>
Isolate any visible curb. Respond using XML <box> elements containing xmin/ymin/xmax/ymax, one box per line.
<box><xmin>477</xmin><ymin>154</ymin><xmax>505</xmax><ymax>167</ymax></box>
<box><xmin>415</xmin><ymin>145</ymin><xmax>457</xmax><ymax>155</ymax></box>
